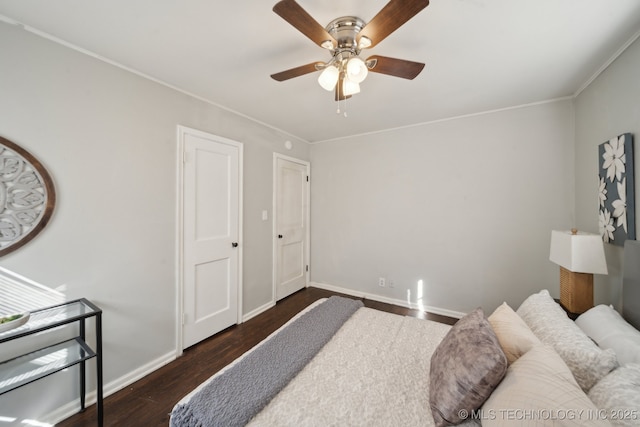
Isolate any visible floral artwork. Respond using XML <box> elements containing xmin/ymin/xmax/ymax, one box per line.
<box><xmin>598</xmin><ymin>133</ymin><xmax>635</xmax><ymax>246</ymax></box>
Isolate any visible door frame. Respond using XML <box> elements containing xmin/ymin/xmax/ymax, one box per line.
<box><xmin>176</xmin><ymin>125</ymin><xmax>243</xmax><ymax>356</ymax></box>
<box><xmin>272</xmin><ymin>153</ymin><xmax>310</xmax><ymax>303</ymax></box>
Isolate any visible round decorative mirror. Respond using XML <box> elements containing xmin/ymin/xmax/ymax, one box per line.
<box><xmin>0</xmin><ymin>136</ymin><xmax>56</xmax><ymax>257</ymax></box>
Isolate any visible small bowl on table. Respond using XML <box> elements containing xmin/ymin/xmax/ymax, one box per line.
<box><xmin>0</xmin><ymin>312</ymin><xmax>30</xmax><ymax>333</ymax></box>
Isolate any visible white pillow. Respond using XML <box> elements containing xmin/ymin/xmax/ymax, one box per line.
<box><xmin>588</xmin><ymin>363</ymin><xmax>640</xmax><ymax>427</ymax></box>
<box><xmin>481</xmin><ymin>345</ymin><xmax>610</xmax><ymax>427</ymax></box>
<box><xmin>516</xmin><ymin>290</ymin><xmax>618</xmax><ymax>392</ymax></box>
<box><xmin>576</xmin><ymin>305</ymin><xmax>640</xmax><ymax>365</ymax></box>
<box><xmin>488</xmin><ymin>302</ymin><xmax>541</xmax><ymax>364</ymax></box>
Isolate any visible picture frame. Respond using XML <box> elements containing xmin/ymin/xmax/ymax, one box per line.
<box><xmin>0</xmin><ymin>136</ymin><xmax>56</xmax><ymax>256</ymax></box>
<box><xmin>598</xmin><ymin>133</ymin><xmax>635</xmax><ymax>246</ymax></box>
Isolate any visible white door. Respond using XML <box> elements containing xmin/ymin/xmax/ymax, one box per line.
<box><xmin>274</xmin><ymin>155</ymin><xmax>309</xmax><ymax>300</ymax></box>
<box><xmin>179</xmin><ymin>126</ymin><xmax>242</xmax><ymax>349</ymax></box>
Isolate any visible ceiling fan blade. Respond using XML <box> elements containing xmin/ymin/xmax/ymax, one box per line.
<box><xmin>271</xmin><ymin>62</ymin><xmax>322</xmax><ymax>81</ymax></box>
<box><xmin>367</xmin><ymin>55</ymin><xmax>425</xmax><ymax>80</ymax></box>
<box><xmin>273</xmin><ymin>0</ymin><xmax>337</xmax><ymax>49</ymax></box>
<box><xmin>358</xmin><ymin>0</ymin><xmax>429</xmax><ymax>48</ymax></box>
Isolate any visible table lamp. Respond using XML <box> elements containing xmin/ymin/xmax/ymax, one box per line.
<box><xmin>549</xmin><ymin>229</ymin><xmax>608</xmax><ymax>314</ymax></box>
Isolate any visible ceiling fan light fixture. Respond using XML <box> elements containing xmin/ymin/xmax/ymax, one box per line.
<box><xmin>318</xmin><ymin>65</ymin><xmax>339</xmax><ymax>91</ymax></box>
<box><xmin>346</xmin><ymin>57</ymin><xmax>368</xmax><ymax>83</ymax></box>
<box><xmin>343</xmin><ymin>78</ymin><xmax>360</xmax><ymax>96</ymax></box>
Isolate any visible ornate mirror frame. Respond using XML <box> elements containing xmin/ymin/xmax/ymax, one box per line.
<box><xmin>0</xmin><ymin>136</ymin><xmax>56</xmax><ymax>257</ymax></box>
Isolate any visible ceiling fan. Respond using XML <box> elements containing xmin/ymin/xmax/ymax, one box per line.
<box><xmin>271</xmin><ymin>0</ymin><xmax>429</xmax><ymax>102</ymax></box>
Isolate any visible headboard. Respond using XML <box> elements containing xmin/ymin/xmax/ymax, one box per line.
<box><xmin>623</xmin><ymin>239</ymin><xmax>640</xmax><ymax>330</ymax></box>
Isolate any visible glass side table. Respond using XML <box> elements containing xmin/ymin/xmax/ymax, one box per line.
<box><xmin>0</xmin><ymin>298</ymin><xmax>103</xmax><ymax>426</ymax></box>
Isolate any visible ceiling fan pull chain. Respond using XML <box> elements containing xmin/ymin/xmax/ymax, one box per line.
<box><xmin>337</xmin><ymin>98</ymin><xmax>347</xmax><ymax>117</ymax></box>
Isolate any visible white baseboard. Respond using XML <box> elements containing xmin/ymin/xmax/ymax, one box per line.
<box><xmin>46</xmin><ymin>350</ymin><xmax>177</xmax><ymax>425</ymax></box>
<box><xmin>243</xmin><ymin>300</ymin><xmax>275</xmax><ymax>322</ymax></box>
<box><xmin>309</xmin><ymin>281</ymin><xmax>466</xmax><ymax>319</ymax></box>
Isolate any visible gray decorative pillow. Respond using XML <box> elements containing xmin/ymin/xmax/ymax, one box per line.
<box><xmin>517</xmin><ymin>290</ymin><xmax>618</xmax><ymax>391</ymax></box>
<box><xmin>429</xmin><ymin>308</ymin><xmax>507</xmax><ymax>427</ymax></box>
<box><xmin>588</xmin><ymin>364</ymin><xmax>640</xmax><ymax>427</ymax></box>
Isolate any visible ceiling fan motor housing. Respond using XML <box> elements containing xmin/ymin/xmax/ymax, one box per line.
<box><xmin>325</xmin><ymin>16</ymin><xmax>366</xmax><ymax>56</ymax></box>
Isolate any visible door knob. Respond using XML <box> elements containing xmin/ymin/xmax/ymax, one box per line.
<box><xmin>232</xmin><ymin>242</ymin><xmax>238</xmax><ymax>248</ymax></box>
<box><xmin>278</xmin><ymin>234</ymin><xmax>283</xmax><ymax>239</ymax></box>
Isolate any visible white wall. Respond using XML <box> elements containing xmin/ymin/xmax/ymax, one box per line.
<box><xmin>310</xmin><ymin>100</ymin><xmax>575</xmax><ymax>314</ymax></box>
<box><xmin>0</xmin><ymin>21</ymin><xmax>308</xmax><ymax>424</ymax></box>
<box><xmin>574</xmin><ymin>36</ymin><xmax>640</xmax><ymax>309</ymax></box>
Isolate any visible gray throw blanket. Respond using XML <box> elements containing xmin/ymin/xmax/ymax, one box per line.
<box><xmin>170</xmin><ymin>296</ymin><xmax>364</xmax><ymax>427</ymax></box>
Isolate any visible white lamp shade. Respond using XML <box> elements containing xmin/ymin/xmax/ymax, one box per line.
<box><xmin>343</xmin><ymin>78</ymin><xmax>360</xmax><ymax>96</ymax></box>
<box><xmin>346</xmin><ymin>57</ymin><xmax>368</xmax><ymax>83</ymax></box>
<box><xmin>549</xmin><ymin>230</ymin><xmax>608</xmax><ymax>274</ymax></box>
<box><xmin>317</xmin><ymin>65</ymin><xmax>339</xmax><ymax>91</ymax></box>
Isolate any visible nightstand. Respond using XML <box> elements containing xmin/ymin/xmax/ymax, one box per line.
<box><xmin>554</xmin><ymin>298</ymin><xmax>580</xmax><ymax>320</ymax></box>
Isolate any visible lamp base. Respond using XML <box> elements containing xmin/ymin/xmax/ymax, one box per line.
<box><xmin>559</xmin><ymin>267</ymin><xmax>593</xmax><ymax>314</ymax></box>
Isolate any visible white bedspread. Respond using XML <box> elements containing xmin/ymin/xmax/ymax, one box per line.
<box><xmin>248</xmin><ymin>307</ymin><xmax>452</xmax><ymax>427</ymax></box>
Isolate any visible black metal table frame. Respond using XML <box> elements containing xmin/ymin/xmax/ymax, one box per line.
<box><xmin>0</xmin><ymin>298</ymin><xmax>103</xmax><ymax>426</ymax></box>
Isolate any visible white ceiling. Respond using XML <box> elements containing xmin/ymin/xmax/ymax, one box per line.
<box><xmin>1</xmin><ymin>0</ymin><xmax>640</xmax><ymax>142</ymax></box>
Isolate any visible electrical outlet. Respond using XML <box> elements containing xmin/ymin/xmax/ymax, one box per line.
<box><xmin>378</xmin><ymin>277</ymin><xmax>386</xmax><ymax>287</ymax></box>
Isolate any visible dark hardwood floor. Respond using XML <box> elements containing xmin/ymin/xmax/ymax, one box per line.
<box><xmin>56</xmin><ymin>287</ymin><xmax>456</xmax><ymax>426</ymax></box>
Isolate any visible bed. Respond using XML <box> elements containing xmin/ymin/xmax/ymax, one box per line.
<box><xmin>170</xmin><ymin>240</ymin><xmax>640</xmax><ymax>427</ymax></box>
